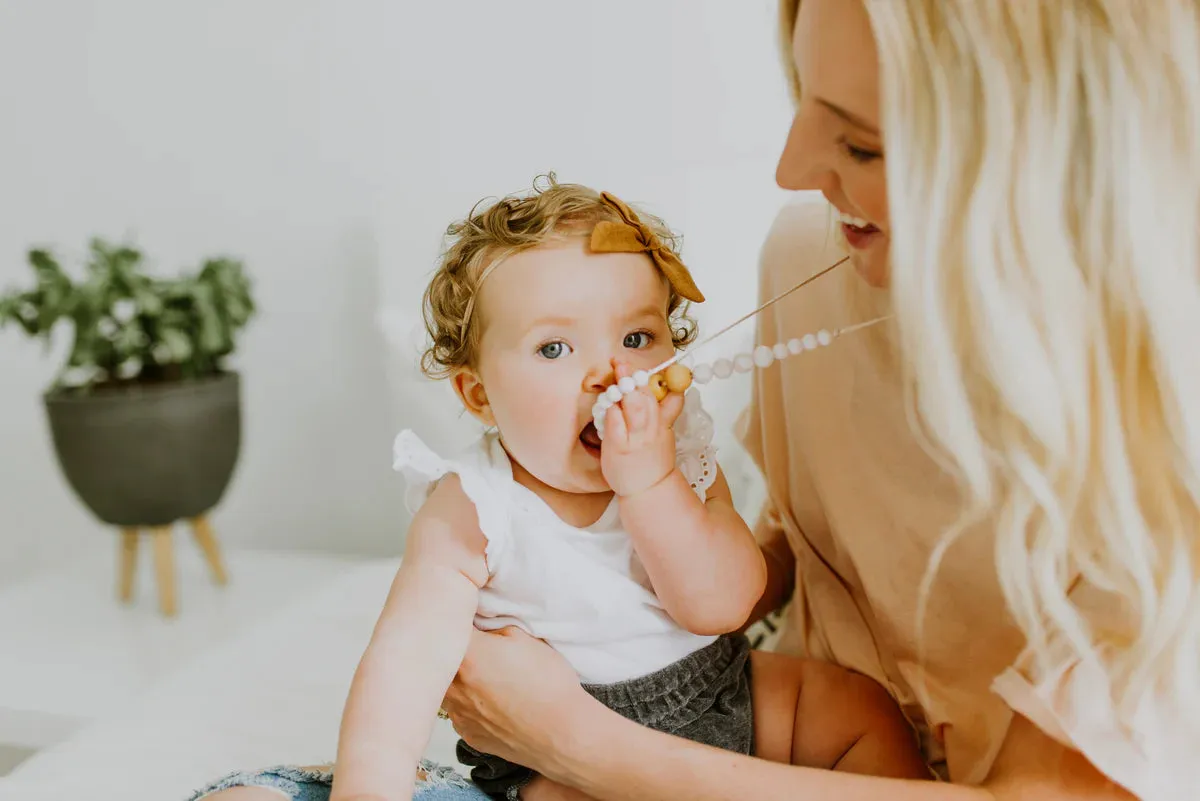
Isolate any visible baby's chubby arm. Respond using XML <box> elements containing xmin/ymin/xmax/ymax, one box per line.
<box><xmin>331</xmin><ymin>475</ymin><xmax>489</xmax><ymax>801</ymax></box>
<box><xmin>620</xmin><ymin>462</ymin><xmax>767</xmax><ymax>636</ymax></box>
<box><xmin>603</xmin><ymin>364</ymin><xmax>767</xmax><ymax>637</ymax></box>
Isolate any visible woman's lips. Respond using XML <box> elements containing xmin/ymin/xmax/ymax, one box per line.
<box><xmin>841</xmin><ymin>222</ymin><xmax>880</xmax><ymax>249</ymax></box>
<box><xmin>834</xmin><ymin>208</ymin><xmax>881</xmax><ymax>250</ymax></box>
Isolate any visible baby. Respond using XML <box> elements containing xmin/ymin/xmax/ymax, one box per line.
<box><xmin>331</xmin><ymin>176</ymin><xmax>927</xmax><ymax>801</ymax></box>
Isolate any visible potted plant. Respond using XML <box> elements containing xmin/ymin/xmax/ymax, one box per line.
<box><xmin>0</xmin><ymin>238</ymin><xmax>255</xmax><ymax>617</ymax></box>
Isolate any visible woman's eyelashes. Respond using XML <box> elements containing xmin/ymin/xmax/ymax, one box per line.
<box><xmin>839</xmin><ymin>136</ymin><xmax>882</xmax><ymax>163</ymax></box>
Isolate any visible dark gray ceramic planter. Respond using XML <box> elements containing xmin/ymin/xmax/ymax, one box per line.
<box><xmin>43</xmin><ymin>372</ymin><xmax>242</xmax><ymax>527</ymax></box>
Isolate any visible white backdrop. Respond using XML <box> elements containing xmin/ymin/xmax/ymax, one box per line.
<box><xmin>374</xmin><ymin>1</ymin><xmax>794</xmax><ymax>524</ymax></box>
<box><xmin>0</xmin><ymin>1</ymin><xmax>794</xmax><ymax>576</ymax></box>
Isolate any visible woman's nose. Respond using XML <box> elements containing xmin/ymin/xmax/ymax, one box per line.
<box><xmin>775</xmin><ymin>111</ymin><xmax>835</xmax><ymax>193</ymax></box>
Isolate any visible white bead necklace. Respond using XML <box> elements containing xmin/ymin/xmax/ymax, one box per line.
<box><xmin>591</xmin><ymin>315</ymin><xmax>890</xmax><ymax>438</ymax></box>
<box><xmin>589</xmin><ymin>255</ymin><xmax>892</xmax><ymax>440</ymax></box>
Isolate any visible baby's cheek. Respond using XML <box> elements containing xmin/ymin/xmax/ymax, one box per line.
<box><xmin>499</xmin><ymin>384</ymin><xmax>573</xmax><ymax>439</ymax></box>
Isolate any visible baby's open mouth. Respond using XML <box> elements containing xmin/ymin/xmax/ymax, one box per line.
<box><xmin>579</xmin><ymin>421</ymin><xmax>602</xmax><ymax>454</ymax></box>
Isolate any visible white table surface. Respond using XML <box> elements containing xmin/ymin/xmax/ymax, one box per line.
<box><xmin>0</xmin><ymin>539</ymin><xmax>370</xmax><ymax>753</ymax></box>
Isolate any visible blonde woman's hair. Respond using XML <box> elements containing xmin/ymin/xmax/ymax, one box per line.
<box><xmin>420</xmin><ymin>173</ymin><xmax>697</xmax><ymax>379</ymax></box>
<box><xmin>777</xmin><ymin>0</ymin><xmax>803</xmax><ymax>109</ymax></box>
<box><xmin>781</xmin><ymin>0</ymin><xmax>1200</xmax><ymax>728</ymax></box>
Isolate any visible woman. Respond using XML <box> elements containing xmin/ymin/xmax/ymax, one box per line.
<box><xmin>200</xmin><ymin>0</ymin><xmax>1197</xmax><ymax>799</ymax></box>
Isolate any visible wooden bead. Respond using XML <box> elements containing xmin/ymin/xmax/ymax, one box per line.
<box><xmin>663</xmin><ymin>363</ymin><xmax>692</xmax><ymax>393</ymax></box>
<box><xmin>649</xmin><ymin>372</ymin><xmax>669</xmax><ymax>401</ymax></box>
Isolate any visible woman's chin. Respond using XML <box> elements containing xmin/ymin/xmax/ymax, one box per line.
<box><xmin>852</xmin><ymin>251</ymin><xmax>890</xmax><ymax>288</ymax></box>
<box><xmin>834</xmin><ymin>226</ymin><xmax>890</xmax><ymax>288</ymax></box>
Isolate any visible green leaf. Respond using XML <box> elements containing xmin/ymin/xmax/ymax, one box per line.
<box><xmin>191</xmin><ymin>281</ymin><xmax>226</xmax><ymax>354</ymax></box>
<box><xmin>159</xmin><ymin>326</ymin><xmax>193</xmax><ymax>363</ymax></box>
<box><xmin>134</xmin><ymin>287</ymin><xmax>163</xmax><ymax>316</ymax></box>
<box><xmin>3</xmin><ymin>238</ymin><xmax>253</xmax><ymax>390</ymax></box>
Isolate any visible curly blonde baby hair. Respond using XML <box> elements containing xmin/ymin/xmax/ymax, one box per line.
<box><xmin>420</xmin><ymin>173</ymin><xmax>698</xmax><ymax>379</ymax></box>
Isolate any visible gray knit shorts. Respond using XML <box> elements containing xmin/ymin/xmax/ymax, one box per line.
<box><xmin>457</xmin><ymin>633</ymin><xmax>754</xmax><ymax>800</ymax></box>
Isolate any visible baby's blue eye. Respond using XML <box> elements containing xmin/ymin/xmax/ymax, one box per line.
<box><xmin>538</xmin><ymin>341</ymin><xmax>571</xmax><ymax>360</ymax></box>
<box><xmin>623</xmin><ymin>332</ymin><xmax>653</xmax><ymax>349</ymax></box>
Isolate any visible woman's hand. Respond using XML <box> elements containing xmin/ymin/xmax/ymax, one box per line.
<box><xmin>441</xmin><ymin>626</ymin><xmax>595</xmax><ymax>770</ymax></box>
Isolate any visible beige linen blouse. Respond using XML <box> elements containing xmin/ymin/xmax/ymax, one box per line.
<box><xmin>736</xmin><ymin>198</ymin><xmax>1194</xmax><ymax>798</ymax></box>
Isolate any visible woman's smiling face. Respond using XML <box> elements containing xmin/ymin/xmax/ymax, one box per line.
<box><xmin>775</xmin><ymin>0</ymin><xmax>890</xmax><ymax>287</ymax></box>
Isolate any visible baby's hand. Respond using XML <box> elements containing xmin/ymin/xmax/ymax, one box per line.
<box><xmin>600</xmin><ymin>361</ymin><xmax>685</xmax><ymax>497</ymax></box>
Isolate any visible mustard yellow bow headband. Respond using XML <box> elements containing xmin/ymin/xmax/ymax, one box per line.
<box><xmin>590</xmin><ymin>191</ymin><xmax>706</xmax><ymax>303</ymax></box>
<box><xmin>459</xmin><ymin>190</ymin><xmax>704</xmax><ymax>338</ymax></box>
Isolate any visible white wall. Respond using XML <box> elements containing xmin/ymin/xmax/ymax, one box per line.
<box><xmin>0</xmin><ymin>1</ymin><xmax>793</xmax><ymax>577</ymax></box>
<box><xmin>375</xmin><ymin>1</ymin><xmax>794</xmax><ymax>523</ymax></box>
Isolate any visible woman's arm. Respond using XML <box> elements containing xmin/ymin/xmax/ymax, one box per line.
<box><xmin>541</xmin><ymin>698</ymin><xmax>1134</xmax><ymax>801</ymax></box>
<box><xmin>444</xmin><ymin>628</ymin><xmax>1136</xmax><ymax>801</ymax></box>
<box><xmin>541</xmin><ymin>699</ymin><xmax>973</xmax><ymax>801</ymax></box>
<box><xmin>332</xmin><ymin>476</ymin><xmax>489</xmax><ymax>801</ymax></box>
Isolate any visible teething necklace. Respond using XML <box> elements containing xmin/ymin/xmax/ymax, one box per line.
<box><xmin>591</xmin><ymin>255</ymin><xmax>892</xmax><ymax>439</ymax></box>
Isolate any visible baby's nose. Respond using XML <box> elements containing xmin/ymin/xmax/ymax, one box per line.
<box><xmin>582</xmin><ymin>358</ymin><xmax>617</xmax><ymax>393</ymax></box>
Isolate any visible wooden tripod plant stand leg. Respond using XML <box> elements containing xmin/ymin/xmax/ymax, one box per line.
<box><xmin>117</xmin><ymin>515</ymin><xmax>228</xmax><ymax>617</ymax></box>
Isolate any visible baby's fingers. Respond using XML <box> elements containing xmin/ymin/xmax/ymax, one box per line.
<box><xmin>612</xmin><ymin>359</ymin><xmax>633</xmax><ymax>383</ymax></box>
<box><xmin>659</xmin><ymin>391</ymin><xmax>685</xmax><ymax>427</ymax></box>
<box><xmin>603</xmin><ymin>403</ymin><xmax>629</xmax><ymax>447</ymax></box>
<box><xmin>620</xmin><ymin>387</ymin><xmax>655</xmax><ymax>434</ymax></box>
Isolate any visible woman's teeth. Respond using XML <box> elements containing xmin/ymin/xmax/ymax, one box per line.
<box><xmin>835</xmin><ymin>209</ymin><xmax>872</xmax><ymax>229</ymax></box>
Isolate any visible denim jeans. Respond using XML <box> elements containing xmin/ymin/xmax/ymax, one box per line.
<box><xmin>187</xmin><ymin>762</ymin><xmax>490</xmax><ymax>801</ymax></box>
<box><xmin>190</xmin><ymin>635</ymin><xmax>753</xmax><ymax>801</ymax></box>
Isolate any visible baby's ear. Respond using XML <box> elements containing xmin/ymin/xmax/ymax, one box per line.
<box><xmin>452</xmin><ymin>369</ymin><xmax>495</xmax><ymax>427</ymax></box>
